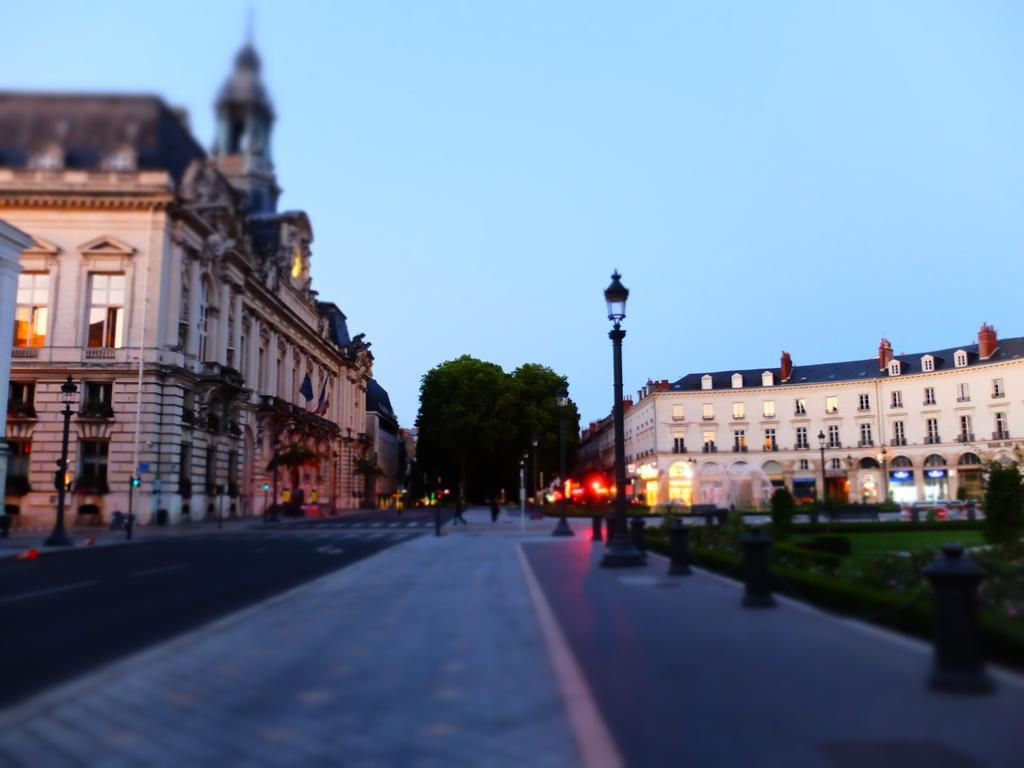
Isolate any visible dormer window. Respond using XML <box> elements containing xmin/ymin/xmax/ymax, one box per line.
<box><xmin>102</xmin><ymin>145</ymin><xmax>137</xmax><ymax>172</ymax></box>
<box><xmin>731</xmin><ymin>373</ymin><xmax>743</xmax><ymax>389</ymax></box>
<box><xmin>921</xmin><ymin>355</ymin><xmax>934</xmax><ymax>372</ymax></box>
<box><xmin>954</xmin><ymin>349</ymin><xmax>968</xmax><ymax>368</ymax></box>
<box><xmin>761</xmin><ymin>371</ymin><xmax>773</xmax><ymax>387</ymax></box>
<box><xmin>889</xmin><ymin>360</ymin><xmax>902</xmax><ymax>376</ymax></box>
<box><xmin>29</xmin><ymin>143</ymin><xmax>64</xmax><ymax>171</ymax></box>
<box><xmin>701</xmin><ymin>375</ymin><xmax>713</xmax><ymax>390</ymax></box>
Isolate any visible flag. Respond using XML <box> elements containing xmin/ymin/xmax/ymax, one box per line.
<box><xmin>299</xmin><ymin>372</ymin><xmax>314</xmax><ymax>404</ymax></box>
<box><xmin>315</xmin><ymin>377</ymin><xmax>330</xmax><ymax>415</ymax></box>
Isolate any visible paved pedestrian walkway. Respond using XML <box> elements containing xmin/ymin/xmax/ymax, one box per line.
<box><xmin>0</xmin><ymin>508</ymin><xmax>1021</xmax><ymax>767</ymax></box>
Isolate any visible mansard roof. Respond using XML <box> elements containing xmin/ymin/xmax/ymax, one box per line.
<box><xmin>0</xmin><ymin>92</ymin><xmax>206</xmax><ymax>181</ymax></box>
<box><xmin>367</xmin><ymin>378</ymin><xmax>398</xmax><ymax>426</ymax></box>
<box><xmin>670</xmin><ymin>336</ymin><xmax>1024</xmax><ymax>391</ymax></box>
<box><xmin>317</xmin><ymin>302</ymin><xmax>352</xmax><ymax>348</ymax></box>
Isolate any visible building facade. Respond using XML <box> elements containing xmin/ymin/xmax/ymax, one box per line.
<box><xmin>578</xmin><ymin>325</ymin><xmax>1023</xmax><ymax>506</ymax></box>
<box><xmin>0</xmin><ymin>44</ymin><xmax>374</xmax><ymax>526</ymax></box>
<box><xmin>0</xmin><ymin>220</ymin><xmax>31</xmax><ymax>508</ymax></box>
<box><xmin>365</xmin><ymin>378</ymin><xmax>400</xmax><ymax>508</ymax></box>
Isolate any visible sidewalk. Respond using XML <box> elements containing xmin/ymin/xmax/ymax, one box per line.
<box><xmin>1</xmin><ymin>508</ymin><xmax>1021</xmax><ymax>766</ymax></box>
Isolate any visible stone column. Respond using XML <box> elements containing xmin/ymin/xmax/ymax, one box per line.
<box><xmin>231</xmin><ymin>292</ymin><xmax>243</xmax><ymax>369</ymax></box>
<box><xmin>218</xmin><ymin>283</ymin><xmax>231</xmax><ymax>363</ymax></box>
<box><xmin>247</xmin><ymin>315</ymin><xmax>260</xmax><ymax>390</ymax></box>
<box><xmin>266</xmin><ymin>327</ymin><xmax>278</xmax><ymax>397</ymax></box>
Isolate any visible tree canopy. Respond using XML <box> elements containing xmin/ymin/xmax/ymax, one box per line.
<box><xmin>415</xmin><ymin>356</ymin><xmax>580</xmax><ymax>501</ymax></box>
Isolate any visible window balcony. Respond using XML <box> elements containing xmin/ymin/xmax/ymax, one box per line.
<box><xmin>923</xmin><ymin>399</ymin><xmax>937</xmax><ymax>406</ymax></box>
<box><xmin>825</xmin><ymin>408</ymin><xmax>839</xmax><ymax>415</ymax></box>
<box><xmin>701</xmin><ymin>416</ymin><xmax>715</xmax><ymax>422</ymax></box>
<box><xmin>702</xmin><ymin>443</ymin><xmax>717</xmax><ymax>453</ymax></box>
<box><xmin>11</xmin><ymin>347</ymin><xmax>40</xmax><ymax>359</ymax></box>
<box><xmin>956</xmin><ymin>396</ymin><xmax>971</xmax><ymax>403</ymax></box>
<box><xmin>857</xmin><ymin>439</ymin><xmax>874</xmax><ymax>447</ymax></box>
<box><xmin>924</xmin><ymin>435</ymin><xmax>941</xmax><ymax>445</ymax></box>
<box><xmin>732</xmin><ymin>444</ymin><xmax>749</xmax><ymax>453</ymax></box>
<box><xmin>794</xmin><ymin>409</ymin><xmax>807</xmax><ymax>416</ymax></box>
<box><xmin>762</xmin><ymin>444</ymin><xmax>779</xmax><ymax>452</ymax></box>
<box><xmin>857</xmin><ymin>406</ymin><xmax>870</xmax><ymax>412</ymax></box>
<box><xmin>993</xmin><ymin>430</ymin><xmax>1011</xmax><ymax>440</ymax></box>
<box><xmin>890</xmin><ymin>438</ymin><xmax>907</xmax><ymax>446</ymax></box>
<box><xmin>795</xmin><ymin>443</ymin><xmax>809</xmax><ymax>451</ymax></box>
<box><xmin>827</xmin><ymin>441</ymin><xmax>842</xmax><ymax>449</ymax></box>
<box><xmin>78</xmin><ymin>400</ymin><xmax>114</xmax><ymax>419</ymax></box>
<box><xmin>6</xmin><ymin>402</ymin><xmax>37</xmax><ymax>419</ymax></box>
<box><xmin>955</xmin><ymin>433</ymin><xmax>975</xmax><ymax>443</ymax></box>
<box><xmin>992</xmin><ymin>391</ymin><xmax>1005</xmax><ymax>399</ymax></box>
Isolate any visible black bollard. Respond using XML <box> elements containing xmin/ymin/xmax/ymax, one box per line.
<box><xmin>605</xmin><ymin>516</ymin><xmax>616</xmax><ymax>547</ymax></box>
<box><xmin>591</xmin><ymin>515</ymin><xmax>603</xmax><ymax>542</ymax></box>
<box><xmin>922</xmin><ymin>544</ymin><xmax>994</xmax><ymax>693</ymax></box>
<box><xmin>434</xmin><ymin>505</ymin><xmax>441</xmax><ymax>537</ymax></box>
<box><xmin>668</xmin><ymin>520</ymin><xmax>692</xmax><ymax>575</ymax></box>
<box><xmin>741</xmin><ymin>528</ymin><xmax>775</xmax><ymax>607</ymax></box>
<box><xmin>629</xmin><ymin>517</ymin><xmax>647</xmax><ymax>556</ymax></box>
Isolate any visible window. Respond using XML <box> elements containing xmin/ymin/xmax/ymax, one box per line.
<box><xmin>761</xmin><ymin>371</ymin><xmax>774</xmax><ymax>387</ymax></box>
<box><xmin>7</xmin><ymin>382</ymin><xmax>35</xmax><ymax>417</ymax></box>
<box><xmin>925</xmin><ymin>418</ymin><xmax>940</xmax><ymax>444</ymax></box>
<box><xmin>924</xmin><ymin>387</ymin><xmax>936</xmax><ymax>406</ymax></box>
<box><xmin>672</xmin><ymin>437</ymin><xmax>686</xmax><ymax>453</ymax></box>
<box><xmin>858</xmin><ymin>394</ymin><xmax>870</xmax><ymax>410</ymax></box>
<box><xmin>954</xmin><ymin>350</ymin><xmax>968</xmax><ymax>368</ymax></box>
<box><xmin>702</xmin><ymin>403</ymin><xmax>714</xmax><ymax>420</ymax></box>
<box><xmin>794</xmin><ymin>398</ymin><xmax>806</xmax><ymax>416</ymax></box>
<box><xmin>228</xmin><ymin>450</ymin><xmax>239</xmax><ymax>494</ymax></box>
<box><xmin>995</xmin><ymin>411</ymin><xmax>1009</xmax><ymax>439</ymax></box>
<box><xmin>889</xmin><ymin>361</ymin><xmax>901</xmax><ymax>376</ymax></box>
<box><xmin>956</xmin><ymin>383</ymin><xmax>970</xmax><ymax>402</ymax></box>
<box><xmin>86</xmin><ymin>274</ymin><xmax>126</xmax><ymax>348</ymax></box>
<box><xmin>827</xmin><ymin>424</ymin><xmax>841</xmax><ymax>448</ymax></box>
<box><xmin>671</xmin><ymin>404</ymin><xmax>684</xmax><ymax>421</ymax></box>
<box><xmin>992</xmin><ymin>379</ymin><xmax>1005</xmax><ymax>398</ymax></box>
<box><xmin>795</xmin><ymin>427</ymin><xmax>809</xmax><ymax>449</ymax></box>
<box><xmin>798</xmin><ymin>458</ymin><xmax>810</xmax><ymax>471</ymax></box>
<box><xmin>701</xmin><ymin>375</ymin><xmax>713</xmax><ymax>390</ymax></box>
<box><xmin>890</xmin><ymin>391</ymin><xmax>903</xmax><ymax>409</ymax></box>
<box><xmin>959</xmin><ymin>414</ymin><xmax>973</xmax><ymax>441</ymax></box>
<box><xmin>206</xmin><ymin>446</ymin><xmax>218</xmax><ymax>493</ymax></box>
<box><xmin>178</xmin><ymin>442</ymin><xmax>192</xmax><ymax>492</ymax></box>
<box><xmin>79</xmin><ymin>440</ymin><xmax>109</xmax><ymax>483</ymax></box>
<box><xmin>102</xmin><ymin>146</ymin><xmax>136</xmax><ymax>172</ymax></box>
<box><xmin>830</xmin><ymin>458</ymin><xmax>842</xmax><ymax>470</ymax></box>
<box><xmin>762</xmin><ymin>400</ymin><xmax>775</xmax><ymax>418</ymax></box>
<box><xmin>226</xmin><ymin>310</ymin><xmax>236</xmax><ymax>367</ymax></box>
<box><xmin>892</xmin><ymin>420</ymin><xmax>906</xmax><ymax>446</ymax></box>
<box><xmin>14</xmin><ymin>273</ymin><xmax>49</xmax><ymax>347</ymax></box>
<box><xmin>825</xmin><ymin>396</ymin><xmax>838</xmax><ymax>414</ymax></box>
<box><xmin>702</xmin><ymin>431</ymin><xmax>716</xmax><ymax>451</ymax></box>
<box><xmin>859</xmin><ymin>423</ymin><xmax>873</xmax><ymax>446</ymax></box>
<box><xmin>81</xmin><ymin>382</ymin><xmax>114</xmax><ymax>417</ymax></box>
<box><xmin>763</xmin><ymin>428</ymin><xmax>777</xmax><ymax>451</ymax></box>
<box><xmin>29</xmin><ymin>143</ymin><xmax>63</xmax><ymax>170</ymax></box>
<box><xmin>732</xmin><ymin>402</ymin><xmax>745</xmax><ymax>420</ymax></box>
<box><xmin>198</xmin><ymin>280</ymin><xmax>211</xmax><ymax>362</ymax></box>
<box><xmin>731</xmin><ymin>373</ymin><xmax>743</xmax><ymax>389</ymax></box>
<box><xmin>922</xmin><ymin>356</ymin><xmax>934</xmax><ymax>372</ymax></box>
<box><xmin>733</xmin><ymin>429</ymin><xmax>747</xmax><ymax>451</ymax></box>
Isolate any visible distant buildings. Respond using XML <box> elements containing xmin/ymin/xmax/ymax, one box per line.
<box><xmin>578</xmin><ymin>325</ymin><xmax>1023</xmax><ymax>505</ymax></box>
<box><xmin>365</xmin><ymin>379</ymin><xmax>401</xmax><ymax>507</ymax></box>
<box><xmin>0</xmin><ymin>43</ymin><xmax>377</xmax><ymax>525</ymax></box>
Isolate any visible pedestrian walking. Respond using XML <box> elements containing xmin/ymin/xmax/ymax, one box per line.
<box><xmin>453</xmin><ymin>490</ymin><xmax>467</xmax><ymax>524</ymax></box>
<box><xmin>490</xmin><ymin>498</ymin><xmax>500</xmax><ymax>523</ymax></box>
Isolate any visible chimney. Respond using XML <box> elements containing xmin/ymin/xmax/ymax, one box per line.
<box><xmin>780</xmin><ymin>351</ymin><xmax>793</xmax><ymax>383</ymax></box>
<box><xmin>661</xmin><ymin>379</ymin><xmax>669</xmax><ymax>390</ymax></box>
<box><xmin>878</xmin><ymin>338</ymin><xmax>893</xmax><ymax>370</ymax></box>
<box><xmin>623</xmin><ymin>396</ymin><xmax>634</xmax><ymax>412</ymax></box>
<box><xmin>978</xmin><ymin>323</ymin><xmax>998</xmax><ymax>360</ymax></box>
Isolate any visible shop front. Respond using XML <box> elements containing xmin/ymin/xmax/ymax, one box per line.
<box><xmin>888</xmin><ymin>456</ymin><xmax>916</xmax><ymax>503</ymax></box>
<box><xmin>762</xmin><ymin>460</ymin><xmax>785</xmax><ymax>489</ymax></box>
<box><xmin>923</xmin><ymin>455</ymin><xmax>949</xmax><ymax>501</ymax></box>
<box><xmin>857</xmin><ymin>457</ymin><xmax>882</xmax><ymax>504</ymax></box>
<box><xmin>666</xmin><ymin>461</ymin><xmax>694</xmax><ymax>505</ymax></box>
<box><xmin>635</xmin><ymin>463</ymin><xmax>661</xmax><ymax>505</ymax></box>
<box><xmin>824</xmin><ymin>472</ymin><xmax>849</xmax><ymax>503</ymax></box>
<box><xmin>792</xmin><ymin>475</ymin><xmax>817</xmax><ymax>503</ymax></box>
<box><xmin>957</xmin><ymin>453</ymin><xmax>984</xmax><ymax>499</ymax></box>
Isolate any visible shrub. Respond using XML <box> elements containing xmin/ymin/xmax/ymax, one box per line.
<box><xmin>773</xmin><ymin>541</ymin><xmax>841</xmax><ymax>570</ymax></box>
<box><xmin>983</xmin><ymin>461</ymin><xmax>1024</xmax><ymax>549</ymax></box>
<box><xmin>803</xmin><ymin>536</ymin><xmax>852</xmax><ymax>556</ymax></box>
<box><xmin>770</xmin><ymin>487</ymin><xmax>796</xmax><ymax>539</ymax></box>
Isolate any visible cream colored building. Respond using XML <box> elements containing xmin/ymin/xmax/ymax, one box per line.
<box><xmin>0</xmin><ymin>220</ymin><xmax>31</xmax><ymax>509</ymax></box>
<box><xmin>1</xmin><ymin>44</ymin><xmax>374</xmax><ymax>526</ymax></box>
<box><xmin>580</xmin><ymin>325</ymin><xmax>1022</xmax><ymax>506</ymax></box>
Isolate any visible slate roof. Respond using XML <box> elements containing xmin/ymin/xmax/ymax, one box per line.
<box><xmin>316</xmin><ymin>302</ymin><xmax>352</xmax><ymax>348</ymax></box>
<box><xmin>670</xmin><ymin>336</ymin><xmax>1024</xmax><ymax>391</ymax></box>
<box><xmin>0</xmin><ymin>92</ymin><xmax>206</xmax><ymax>182</ymax></box>
<box><xmin>367</xmin><ymin>379</ymin><xmax>398</xmax><ymax>426</ymax></box>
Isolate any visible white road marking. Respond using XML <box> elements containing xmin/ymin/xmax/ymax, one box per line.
<box><xmin>132</xmin><ymin>564</ymin><xmax>189</xmax><ymax>578</ymax></box>
<box><xmin>0</xmin><ymin>580</ymin><xmax>100</xmax><ymax>605</ymax></box>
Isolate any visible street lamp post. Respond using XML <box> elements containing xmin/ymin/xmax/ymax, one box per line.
<box><xmin>45</xmin><ymin>375</ymin><xmax>78</xmax><ymax>547</ymax></box>
<box><xmin>519</xmin><ymin>454</ymin><xmax>527</xmax><ymax>533</ymax></box>
<box><xmin>531</xmin><ymin>435</ymin><xmax>538</xmax><ymax>512</ymax></box>
<box><xmin>878</xmin><ymin>446</ymin><xmax>888</xmax><ymax>504</ymax></box>
<box><xmin>600</xmin><ymin>271</ymin><xmax>644</xmax><ymax>568</ymax></box>
<box><xmin>818</xmin><ymin>429</ymin><xmax>832</xmax><ymax>528</ymax></box>
<box><xmin>552</xmin><ymin>384</ymin><xmax>573</xmax><ymax>537</ymax></box>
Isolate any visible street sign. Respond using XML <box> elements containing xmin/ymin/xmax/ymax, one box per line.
<box><xmin>137</xmin><ymin>463</ymin><xmax>150</xmax><ymax>474</ymax></box>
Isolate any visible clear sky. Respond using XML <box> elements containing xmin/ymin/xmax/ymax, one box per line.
<box><xmin>5</xmin><ymin>1</ymin><xmax>1023</xmax><ymax>428</ymax></box>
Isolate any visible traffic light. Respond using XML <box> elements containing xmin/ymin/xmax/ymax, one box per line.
<box><xmin>262</xmin><ymin>483</ymin><xmax>270</xmax><ymax>492</ymax></box>
<box><xmin>131</xmin><ymin>476</ymin><xmax>140</xmax><ymax>488</ymax></box>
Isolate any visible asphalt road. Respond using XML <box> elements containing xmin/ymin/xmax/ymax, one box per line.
<box><xmin>267</xmin><ymin>506</ymin><xmax>456</xmax><ymax>530</ymax></box>
<box><xmin>0</xmin><ymin>526</ymin><xmax>415</xmax><ymax>708</ymax></box>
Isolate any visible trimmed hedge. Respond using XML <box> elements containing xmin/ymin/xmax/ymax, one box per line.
<box><xmin>795</xmin><ymin>521</ymin><xmax>983</xmax><ymax>535</ymax></box>
<box><xmin>644</xmin><ymin>529</ymin><xmax>1024</xmax><ymax>671</ymax></box>
<box><xmin>773</xmin><ymin>542</ymin><xmax>842</xmax><ymax>570</ymax></box>
<box><xmin>801</xmin><ymin>536</ymin><xmax>852</xmax><ymax>556</ymax></box>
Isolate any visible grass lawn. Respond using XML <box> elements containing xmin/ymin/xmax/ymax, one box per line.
<box><xmin>796</xmin><ymin>530</ymin><xmax>986</xmax><ymax>571</ymax></box>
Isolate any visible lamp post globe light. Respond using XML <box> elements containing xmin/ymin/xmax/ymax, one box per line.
<box><xmin>552</xmin><ymin>384</ymin><xmax>573</xmax><ymax>537</ymax></box>
<box><xmin>600</xmin><ymin>270</ymin><xmax>644</xmax><ymax>568</ymax></box>
<box><xmin>44</xmin><ymin>375</ymin><xmax>78</xmax><ymax>547</ymax></box>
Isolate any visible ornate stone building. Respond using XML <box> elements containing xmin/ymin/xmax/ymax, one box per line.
<box><xmin>0</xmin><ymin>43</ymin><xmax>374</xmax><ymax>525</ymax></box>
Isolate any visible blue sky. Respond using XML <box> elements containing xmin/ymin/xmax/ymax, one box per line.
<box><xmin>5</xmin><ymin>1</ymin><xmax>1023</xmax><ymax>427</ymax></box>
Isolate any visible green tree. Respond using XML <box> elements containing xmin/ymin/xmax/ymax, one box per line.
<box><xmin>770</xmin><ymin>486</ymin><xmax>796</xmax><ymax>540</ymax></box>
<box><xmin>983</xmin><ymin>461</ymin><xmax>1024</xmax><ymax>549</ymax></box>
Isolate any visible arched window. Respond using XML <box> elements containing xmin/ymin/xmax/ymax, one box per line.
<box><xmin>731</xmin><ymin>373</ymin><xmax>743</xmax><ymax>389</ymax></box>
<box><xmin>102</xmin><ymin>145</ymin><xmax>137</xmax><ymax>172</ymax></box>
<box><xmin>958</xmin><ymin>452</ymin><xmax>981</xmax><ymax>466</ymax></box>
<box><xmin>888</xmin><ymin>360</ymin><xmax>902</xmax><ymax>376</ymax></box>
<box><xmin>701</xmin><ymin>375</ymin><xmax>713</xmax><ymax>390</ymax></box>
<box><xmin>29</xmin><ymin>143</ymin><xmax>64</xmax><ymax>171</ymax></box>
<box><xmin>761</xmin><ymin>371</ymin><xmax>774</xmax><ymax>387</ymax></box>
<box><xmin>858</xmin><ymin>457</ymin><xmax>880</xmax><ymax>469</ymax></box>
<box><xmin>891</xmin><ymin>455</ymin><xmax>913</xmax><ymax>468</ymax></box>
<box><xmin>954</xmin><ymin>350</ymin><xmax>968</xmax><ymax>368</ymax></box>
<box><xmin>924</xmin><ymin>454</ymin><xmax>947</xmax><ymax>467</ymax></box>
<box><xmin>921</xmin><ymin>355</ymin><xmax>934</xmax><ymax>372</ymax></box>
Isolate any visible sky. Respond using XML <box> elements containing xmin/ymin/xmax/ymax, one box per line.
<box><xmin>4</xmin><ymin>1</ymin><xmax>1024</xmax><ymax>428</ymax></box>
